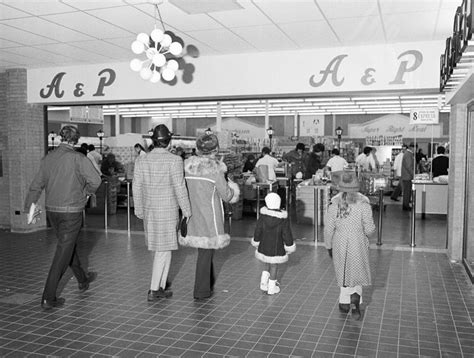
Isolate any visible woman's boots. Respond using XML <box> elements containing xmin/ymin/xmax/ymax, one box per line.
<box><xmin>350</xmin><ymin>293</ymin><xmax>361</xmax><ymax>320</ymax></box>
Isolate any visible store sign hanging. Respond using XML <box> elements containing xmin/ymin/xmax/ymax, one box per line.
<box><xmin>439</xmin><ymin>0</ymin><xmax>473</xmax><ymax>91</ymax></box>
<box><xmin>300</xmin><ymin>116</ymin><xmax>325</xmax><ymax>136</ymax></box>
<box><xmin>409</xmin><ymin>108</ymin><xmax>439</xmax><ymax>125</ymax></box>
<box><xmin>349</xmin><ymin>114</ymin><xmax>442</xmax><ymax>138</ymax></box>
<box><xmin>28</xmin><ymin>42</ymin><xmax>441</xmax><ymax>104</ymax></box>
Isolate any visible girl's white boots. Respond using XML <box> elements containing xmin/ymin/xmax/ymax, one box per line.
<box><xmin>260</xmin><ymin>271</ymin><xmax>270</xmax><ymax>291</ymax></box>
<box><xmin>267</xmin><ymin>279</ymin><xmax>280</xmax><ymax>295</ymax></box>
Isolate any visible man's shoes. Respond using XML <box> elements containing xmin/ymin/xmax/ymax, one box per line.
<box><xmin>391</xmin><ymin>197</ymin><xmax>400</xmax><ymax>202</ymax></box>
<box><xmin>147</xmin><ymin>288</ymin><xmax>173</xmax><ymax>301</ymax></box>
<box><xmin>402</xmin><ymin>206</ymin><xmax>412</xmax><ymax>211</ymax></box>
<box><xmin>78</xmin><ymin>271</ymin><xmax>98</xmax><ymax>293</ymax></box>
<box><xmin>41</xmin><ymin>297</ymin><xmax>65</xmax><ymax>311</ymax></box>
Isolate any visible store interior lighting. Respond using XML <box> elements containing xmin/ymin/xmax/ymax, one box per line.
<box><xmin>48</xmin><ymin>94</ymin><xmax>451</xmax><ymax>119</ymax></box>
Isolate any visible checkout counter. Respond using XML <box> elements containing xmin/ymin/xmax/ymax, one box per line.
<box><xmin>413</xmin><ymin>179</ymin><xmax>448</xmax><ymax>216</ymax></box>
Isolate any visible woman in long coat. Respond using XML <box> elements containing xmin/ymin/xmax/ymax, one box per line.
<box><xmin>325</xmin><ymin>171</ymin><xmax>375</xmax><ymax>319</ymax></box>
<box><xmin>179</xmin><ymin>134</ymin><xmax>239</xmax><ymax>300</ymax></box>
<box><xmin>133</xmin><ymin>124</ymin><xmax>191</xmax><ymax>301</ymax></box>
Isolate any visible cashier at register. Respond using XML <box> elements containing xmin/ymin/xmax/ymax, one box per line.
<box><xmin>255</xmin><ymin>147</ymin><xmax>280</xmax><ymax>181</ymax></box>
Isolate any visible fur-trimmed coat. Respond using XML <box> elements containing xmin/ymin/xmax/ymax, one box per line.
<box><xmin>251</xmin><ymin>207</ymin><xmax>295</xmax><ymax>264</ymax></box>
<box><xmin>179</xmin><ymin>155</ymin><xmax>239</xmax><ymax>249</ymax></box>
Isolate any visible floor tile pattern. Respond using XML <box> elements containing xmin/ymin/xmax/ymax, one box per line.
<box><xmin>0</xmin><ymin>214</ymin><xmax>472</xmax><ymax>357</ymax></box>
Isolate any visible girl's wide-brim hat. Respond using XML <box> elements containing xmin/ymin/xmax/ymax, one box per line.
<box><xmin>334</xmin><ymin>170</ymin><xmax>360</xmax><ymax>192</ymax></box>
<box><xmin>196</xmin><ymin>134</ymin><xmax>219</xmax><ymax>154</ymax></box>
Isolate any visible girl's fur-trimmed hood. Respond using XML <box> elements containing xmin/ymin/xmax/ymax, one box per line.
<box><xmin>185</xmin><ymin>156</ymin><xmax>227</xmax><ymax>176</ymax></box>
<box><xmin>260</xmin><ymin>206</ymin><xmax>288</xmax><ymax>219</ymax></box>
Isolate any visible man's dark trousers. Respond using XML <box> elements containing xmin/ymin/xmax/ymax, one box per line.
<box><xmin>401</xmin><ymin>180</ymin><xmax>412</xmax><ymax>209</ymax></box>
<box><xmin>42</xmin><ymin>211</ymin><xmax>87</xmax><ymax>302</ymax></box>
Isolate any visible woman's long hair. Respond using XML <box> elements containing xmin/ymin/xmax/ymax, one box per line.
<box><xmin>336</xmin><ymin>192</ymin><xmax>360</xmax><ymax>219</ymax></box>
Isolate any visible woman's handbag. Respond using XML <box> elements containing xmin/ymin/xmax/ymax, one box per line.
<box><xmin>179</xmin><ymin>217</ymin><xmax>187</xmax><ymax>237</ymax></box>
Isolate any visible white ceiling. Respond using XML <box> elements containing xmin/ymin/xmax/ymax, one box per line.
<box><xmin>0</xmin><ymin>0</ymin><xmax>461</xmax><ymax>70</ymax></box>
<box><xmin>0</xmin><ymin>0</ymin><xmax>465</xmax><ymax>116</ymax></box>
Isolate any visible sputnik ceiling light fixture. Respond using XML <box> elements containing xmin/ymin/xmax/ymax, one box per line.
<box><xmin>130</xmin><ymin>0</ymin><xmax>196</xmax><ymax>83</ymax></box>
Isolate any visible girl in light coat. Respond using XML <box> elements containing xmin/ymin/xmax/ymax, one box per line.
<box><xmin>179</xmin><ymin>134</ymin><xmax>239</xmax><ymax>299</ymax></box>
<box><xmin>325</xmin><ymin>171</ymin><xmax>375</xmax><ymax>319</ymax></box>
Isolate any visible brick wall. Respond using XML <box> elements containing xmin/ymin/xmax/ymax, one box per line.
<box><xmin>0</xmin><ymin>72</ymin><xmax>9</xmax><ymax>228</ymax></box>
<box><xmin>2</xmin><ymin>69</ymin><xmax>45</xmax><ymax>232</ymax></box>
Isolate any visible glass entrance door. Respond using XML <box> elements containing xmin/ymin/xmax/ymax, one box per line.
<box><xmin>463</xmin><ymin>102</ymin><xmax>474</xmax><ymax>282</ymax></box>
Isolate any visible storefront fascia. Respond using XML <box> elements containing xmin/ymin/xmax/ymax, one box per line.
<box><xmin>22</xmin><ymin>40</ymin><xmax>461</xmax><ymax>258</ymax></box>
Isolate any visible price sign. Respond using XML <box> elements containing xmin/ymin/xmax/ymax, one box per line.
<box><xmin>409</xmin><ymin>108</ymin><xmax>439</xmax><ymax>125</ymax></box>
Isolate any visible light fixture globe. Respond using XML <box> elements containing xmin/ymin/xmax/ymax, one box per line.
<box><xmin>150</xmin><ymin>28</ymin><xmax>164</xmax><ymax>42</ymax></box>
<box><xmin>130</xmin><ymin>59</ymin><xmax>142</xmax><ymax>72</ymax></box>
<box><xmin>137</xmin><ymin>32</ymin><xmax>150</xmax><ymax>44</ymax></box>
<box><xmin>140</xmin><ymin>67</ymin><xmax>153</xmax><ymax>80</ymax></box>
<box><xmin>96</xmin><ymin>129</ymin><xmax>104</xmax><ymax>138</ymax></box>
<box><xmin>131</xmin><ymin>40</ymin><xmax>145</xmax><ymax>54</ymax></box>
<box><xmin>162</xmin><ymin>67</ymin><xmax>175</xmax><ymax>81</ymax></box>
<box><xmin>169</xmin><ymin>42</ymin><xmax>183</xmax><ymax>56</ymax></box>
<box><xmin>205</xmin><ymin>128</ymin><xmax>213</xmax><ymax>135</ymax></box>
<box><xmin>167</xmin><ymin>59</ymin><xmax>179</xmax><ymax>71</ymax></box>
<box><xmin>160</xmin><ymin>34</ymin><xmax>172</xmax><ymax>47</ymax></box>
<box><xmin>266</xmin><ymin>126</ymin><xmax>274</xmax><ymax>137</ymax></box>
<box><xmin>335</xmin><ymin>126</ymin><xmax>343</xmax><ymax>137</ymax></box>
<box><xmin>152</xmin><ymin>53</ymin><xmax>166</xmax><ymax>67</ymax></box>
<box><xmin>150</xmin><ymin>71</ymin><xmax>161</xmax><ymax>83</ymax></box>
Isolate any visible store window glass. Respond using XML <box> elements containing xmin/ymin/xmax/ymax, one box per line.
<box><xmin>464</xmin><ymin>103</ymin><xmax>474</xmax><ymax>281</ymax></box>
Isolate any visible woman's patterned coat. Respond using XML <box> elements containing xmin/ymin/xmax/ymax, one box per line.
<box><xmin>324</xmin><ymin>192</ymin><xmax>376</xmax><ymax>287</ymax></box>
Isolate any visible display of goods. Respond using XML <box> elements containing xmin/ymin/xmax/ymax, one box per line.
<box><xmin>360</xmin><ymin>173</ymin><xmax>389</xmax><ymax>195</ymax></box>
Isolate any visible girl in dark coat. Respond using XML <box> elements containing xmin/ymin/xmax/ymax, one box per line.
<box><xmin>251</xmin><ymin>193</ymin><xmax>295</xmax><ymax>295</ymax></box>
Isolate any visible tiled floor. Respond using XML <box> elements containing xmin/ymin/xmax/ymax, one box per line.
<box><xmin>1</xmin><ymin>203</ymin><xmax>472</xmax><ymax>357</ymax></box>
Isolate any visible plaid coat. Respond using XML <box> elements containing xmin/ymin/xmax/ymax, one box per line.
<box><xmin>133</xmin><ymin>148</ymin><xmax>191</xmax><ymax>252</ymax></box>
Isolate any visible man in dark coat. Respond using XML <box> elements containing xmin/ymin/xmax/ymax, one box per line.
<box><xmin>401</xmin><ymin>143</ymin><xmax>415</xmax><ymax>210</ymax></box>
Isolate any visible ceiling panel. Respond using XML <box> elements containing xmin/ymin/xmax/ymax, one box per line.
<box><xmin>231</xmin><ymin>25</ymin><xmax>297</xmax><ymax>51</ymax></box>
<box><xmin>330</xmin><ymin>16</ymin><xmax>385</xmax><ymax>45</ymax></box>
<box><xmin>384</xmin><ymin>12</ymin><xmax>438</xmax><ymax>42</ymax></box>
<box><xmin>2</xmin><ymin>17</ymin><xmax>94</xmax><ymax>42</ymax></box>
<box><xmin>378</xmin><ymin>0</ymin><xmax>442</xmax><ymax>14</ymax></box>
<box><xmin>0</xmin><ymin>38</ymin><xmax>23</xmax><ymax>48</ymax></box>
<box><xmin>0</xmin><ymin>0</ymin><xmax>461</xmax><ymax>74</ymax></box>
<box><xmin>0</xmin><ymin>3</ymin><xmax>31</xmax><ymax>19</ymax></box>
<box><xmin>253</xmin><ymin>0</ymin><xmax>324</xmax><ymax>24</ymax></box>
<box><xmin>133</xmin><ymin>2</ymin><xmax>223</xmax><ymax>32</ymax></box>
<box><xmin>279</xmin><ymin>21</ymin><xmax>339</xmax><ymax>48</ymax></box>
<box><xmin>187</xmin><ymin>28</ymin><xmax>256</xmax><ymax>53</ymax></box>
<box><xmin>38</xmin><ymin>43</ymin><xmax>112</xmax><ymax>62</ymax></box>
<box><xmin>5</xmin><ymin>1</ymin><xmax>76</xmax><ymax>16</ymax></box>
<box><xmin>316</xmin><ymin>0</ymin><xmax>378</xmax><ymax>19</ymax></box>
<box><xmin>70</xmin><ymin>40</ymin><xmax>135</xmax><ymax>59</ymax></box>
<box><xmin>209</xmin><ymin>1</ymin><xmax>271</xmax><ymax>27</ymax></box>
<box><xmin>0</xmin><ymin>23</ymin><xmax>57</xmax><ymax>45</ymax></box>
<box><xmin>4</xmin><ymin>46</ymin><xmax>77</xmax><ymax>64</ymax></box>
<box><xmin>42</xmin><ymin>11</ymin><xmax>133</xmax><ymax>39</ymax></box>
<box><xmin>1</xmin><ymin>50</ymin><xmax>51</xmax><ymax>66</ymax></box>
<box><xmin>60</xmin><ymin>0</ymin><xmax>129</xmax><ymax>11</ymax></box>
<box><xmin>86</xmin><ymin>6</ymin><xmax>156</xmax><ymax>35</ymax></box>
